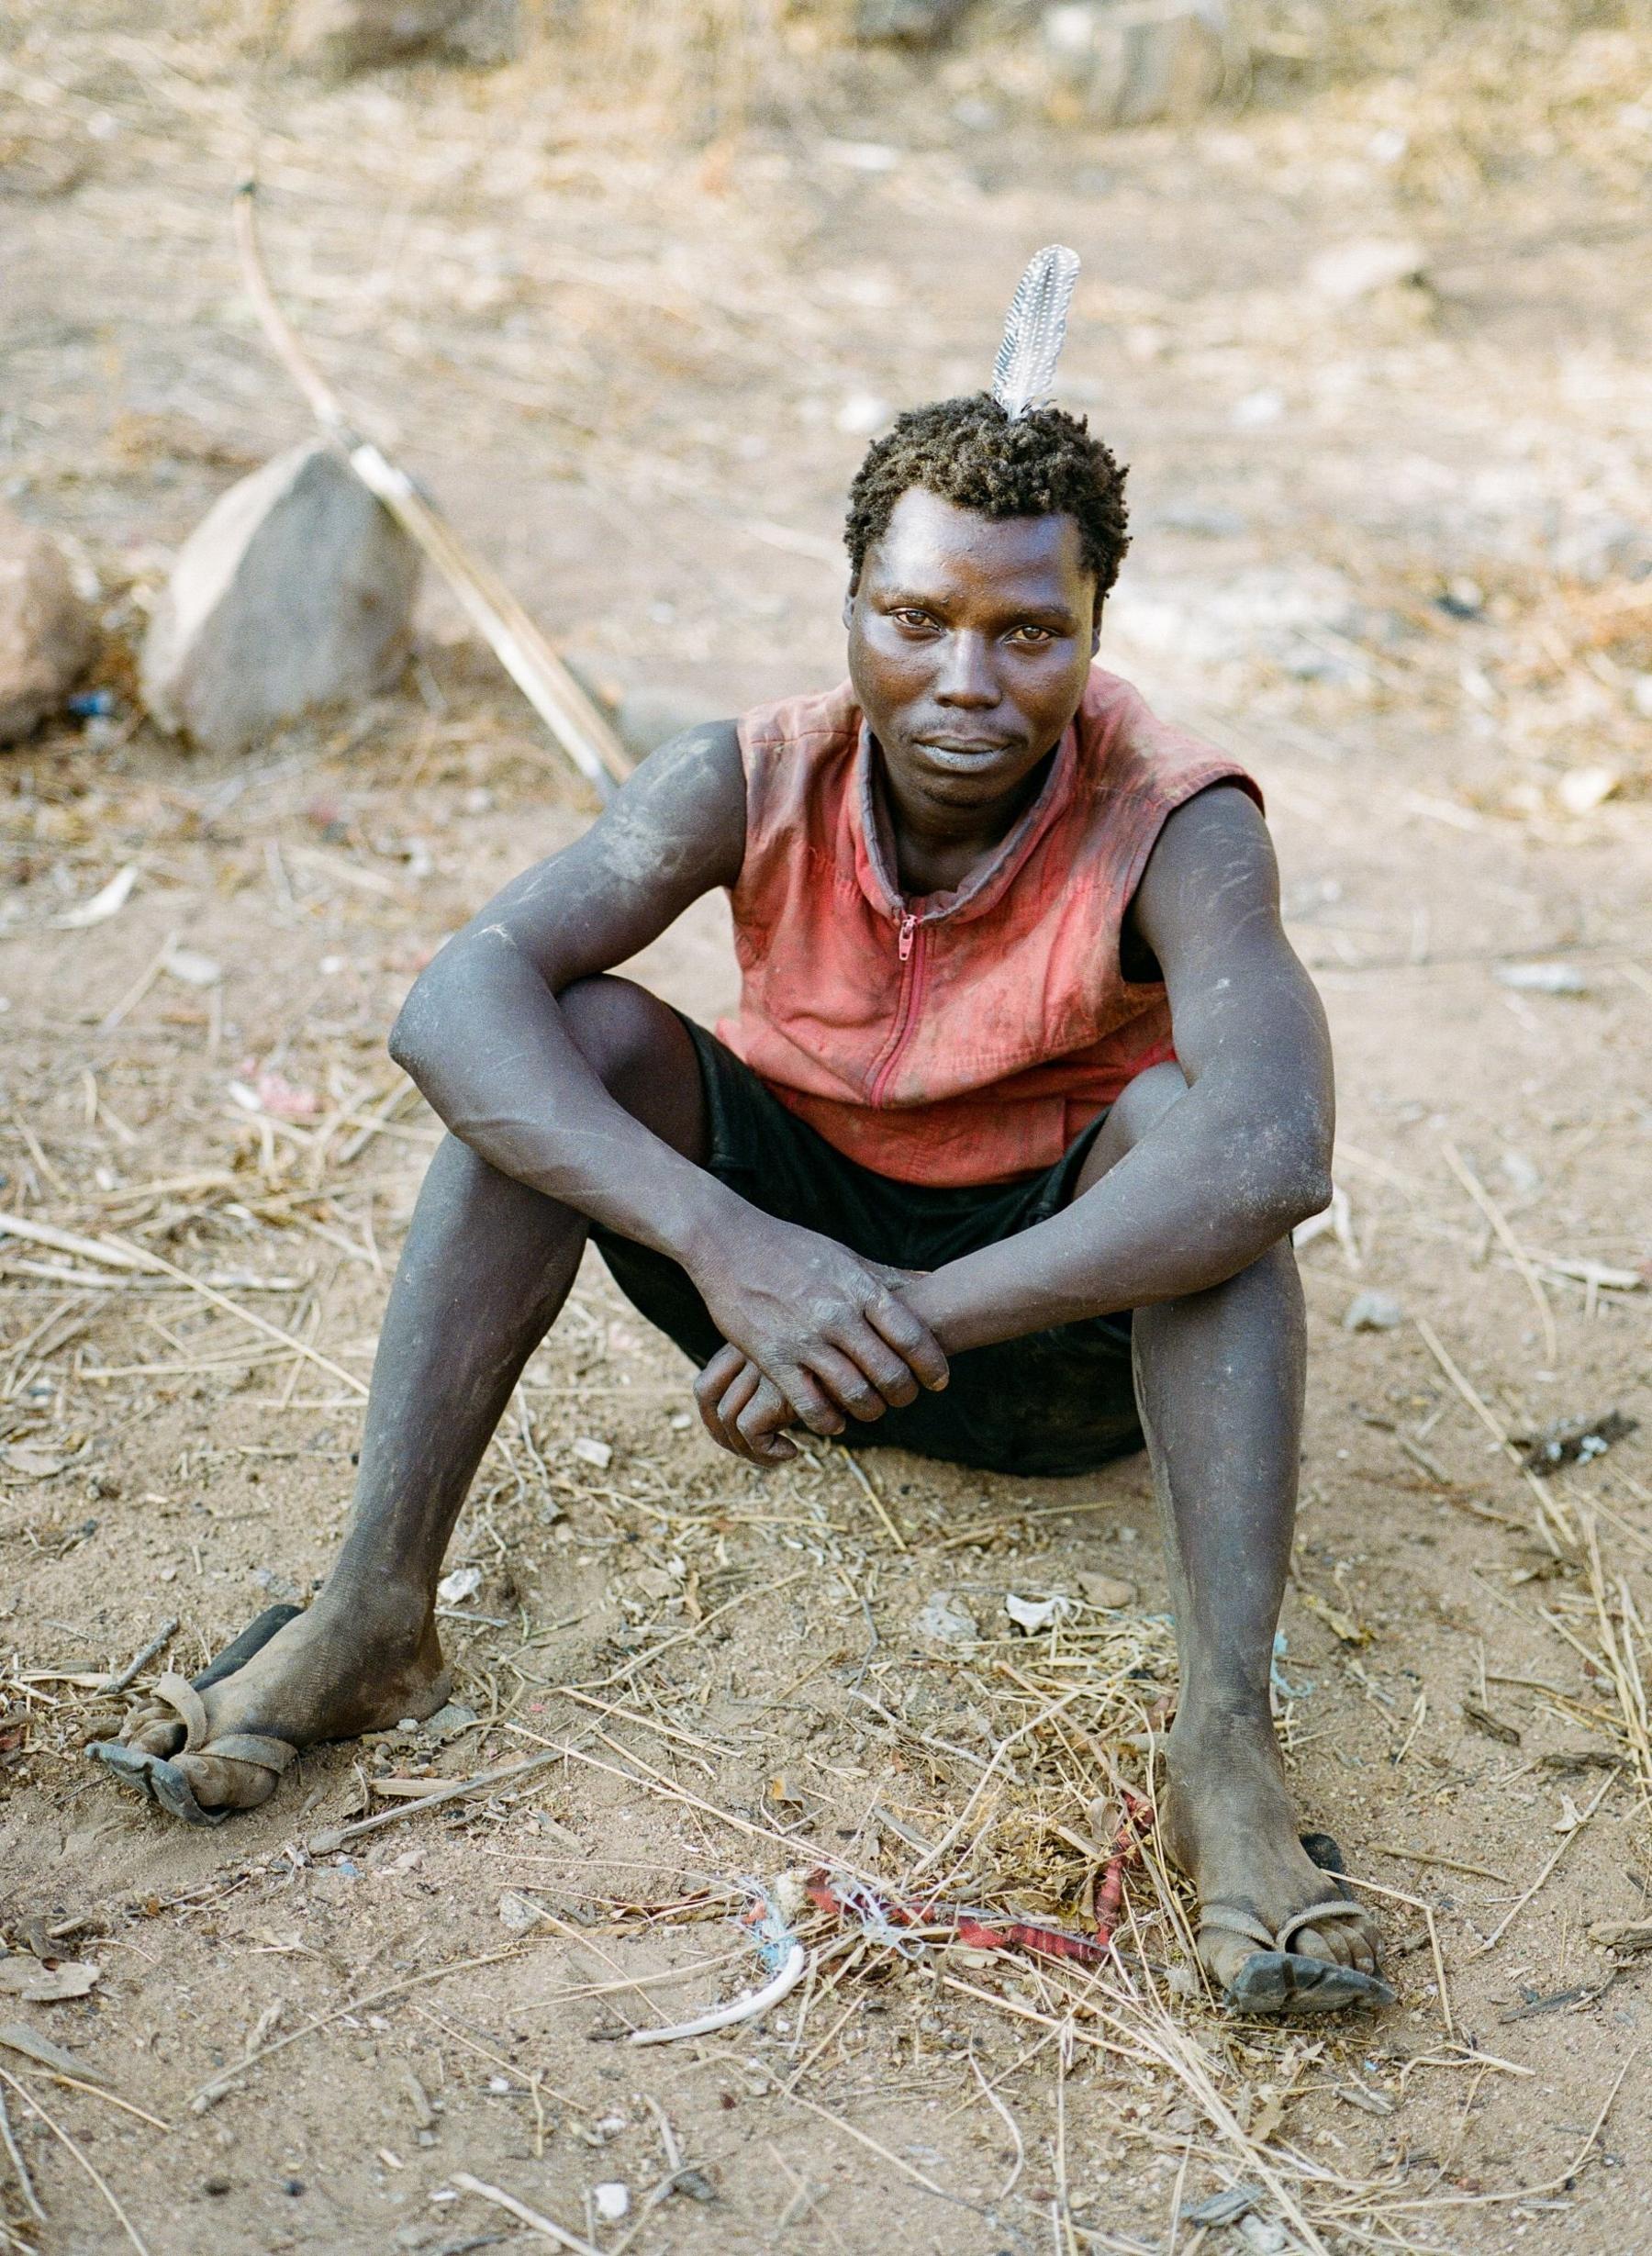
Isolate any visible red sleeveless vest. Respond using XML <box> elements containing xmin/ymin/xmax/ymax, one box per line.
<box><xmin>716</xmin><ymin>668</ymin><xmax>1259</xmax><ymax>1187</ymax></box>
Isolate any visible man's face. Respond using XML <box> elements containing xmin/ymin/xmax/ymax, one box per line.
<box><xmin>846</xmin><ymin>486</ymin><xmax>1099</xmax><ymax>821</ymax></box>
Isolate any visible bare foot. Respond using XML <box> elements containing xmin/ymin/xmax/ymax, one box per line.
<box><xmin>115</xmin><ymin>1588</ymin><xmax>449</xmax><ymax>1814</ymax></box>
<box><xmin>1161</xmin><ymin>1713</ymin><xmax>1382</xmax><ymax>1997</ymax></box>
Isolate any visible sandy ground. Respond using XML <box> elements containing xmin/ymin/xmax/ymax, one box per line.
<box><xmin>3</xmin><ymin>6</ymin><xmax>1652</xmax><ymax>2251</ymax></box>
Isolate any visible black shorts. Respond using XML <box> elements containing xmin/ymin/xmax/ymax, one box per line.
<box><xmin>591</xmin><ymin>1018</ymin><xmax>1144</xmax><ymax>1480</ymax></box>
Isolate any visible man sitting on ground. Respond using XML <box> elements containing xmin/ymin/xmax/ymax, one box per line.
<box><xmin>96</xmin><ymin>309</ymin><xmax>1388</xmax><ymax>2016</ymax></box>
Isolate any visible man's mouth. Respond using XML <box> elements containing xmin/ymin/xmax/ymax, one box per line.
<box><xmin>912</xmin><ymin>734</ymin><xmax>1020</xmax><ymax>758</ymax></box>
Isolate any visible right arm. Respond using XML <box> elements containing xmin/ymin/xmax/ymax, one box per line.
<box><xmin>390</xmin><ymin>723</ymin><xmax>747</xmax><ymax>1261</ymax></box>
<box><xmin>389</xmin><ymin>723</ymin><xmax>945</xmax><ymax>1445</ymax></box>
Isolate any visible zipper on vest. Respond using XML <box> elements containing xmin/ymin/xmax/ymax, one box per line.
<box><xmin>871</xmin><ymin>915</ymin><xmax>927</xmax><ymax>1108</ymax></box>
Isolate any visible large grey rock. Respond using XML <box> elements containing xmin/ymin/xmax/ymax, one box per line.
<box><xmin>855</xmin><ymin>0</ymin><xmax>974</xmax><ymax>46</ymax></box>
<box><xmin>141</xmin><ymin>443</ymin><xmax>419</xmax><ymax>756</ymax></box>
<box><xmin>1042</xmin><ymin>0</ymin><xmax>1234</xmax><ymax>126</ymax></box>
<box><xmin>0</xmin><ymin>508</ymin><xmax>97</xmax><ymax>745</ymax></box>
<box><xmin>286</xmin><ymin>0</ymin><xmax>520</xmax><ymax>73</ymax></box>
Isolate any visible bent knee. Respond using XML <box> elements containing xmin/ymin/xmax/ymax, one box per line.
<box><xmin>557</xmin><ymin>975</ymin><xmax>671</xmax><ymax>1089</ymax></box>
<box><xmin>1109</xmin><ymin>1061</ymin><xmax>1189</xmax><ymax>1149</ymax></box>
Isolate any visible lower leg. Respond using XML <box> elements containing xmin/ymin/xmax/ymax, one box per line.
<box><xmin>1133</xmin><ymin>1243</ymin><xmax>1380</xmax><ymax>1979</ymax></box>
<box><xmin>118</xmin><ymin>980</ymin><xmax>706</xmax><ymax>1800</ymax></box>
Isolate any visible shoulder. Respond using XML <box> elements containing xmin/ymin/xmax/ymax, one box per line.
<box><xmin>738</xmin><ymin>680</ymin><xmax>861</xmax><ymax>765</ymax></box>
<box><xmin>738</xmin><ymin>680</ymin><xmax>862</xmax><ymax>841</ymax></box>
<box><xmin>1133</xmin><ymin>782</ymin><xmax>1281</xmax><ymax>967</ymax></box>
<box><xmin>583</xmin><ymin>716</ymin><xmax>746</xmax><ymax>889</ymax></box>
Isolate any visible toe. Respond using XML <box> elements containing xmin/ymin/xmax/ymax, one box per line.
<box><xmin>122</xmin><ymin>1713</ymin><xmax>184</xmax><ymax>1758</ymax></box>
<box><xmin>1199</xmin><ymin>1932</ymin><xmax>1257</xmax><ymax>1997</ymax></box>
<box><xmin>1291</xmin><ymin>1925</ymin><xmax>1339</xmax><ymax>1966</ymax></box>
<box><xmin>172</xmin><ymin>1751</ymin><xmax>278</xmax><ymax>1814</ymax></box>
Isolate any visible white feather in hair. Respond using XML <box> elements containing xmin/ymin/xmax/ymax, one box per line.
<box><xmin>991</xmin><ymin>244</ymin><xmax>1080</xmax><ymax>419</ymax></box>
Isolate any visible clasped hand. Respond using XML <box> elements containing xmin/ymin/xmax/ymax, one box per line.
<box><xmin>690</xmin><ymin>1215</ymin><xmax>946</xmax><ymax>1466</ymax></box>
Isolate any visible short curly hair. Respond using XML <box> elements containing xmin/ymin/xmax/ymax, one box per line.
<box><xmin>844</xmin><ymin>394</ymin><xmax>1130</xmax><ymax>612</ymax></box>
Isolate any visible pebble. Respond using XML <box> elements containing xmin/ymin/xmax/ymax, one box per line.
<box><xmin>914</xmin><ymin>1591</ymin><xmax>977</xmax><ymax>1645</ymax></box>
<box><xmin>593</xmin><ymin>2183</ymin><xmax>631</xmax><ymax>2222</ymax></box>
<box><xmin>1343</xmin><ymin>1290</ymin><xmax>1403</xmax><ymax>1333</ymax></box>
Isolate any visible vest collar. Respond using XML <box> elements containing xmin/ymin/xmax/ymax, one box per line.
<box><xmin>852</xmin><ymin>713</ymin><xmax>1079</xmax><ymax>928</ymax></box>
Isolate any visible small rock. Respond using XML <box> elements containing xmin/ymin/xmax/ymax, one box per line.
<box><xmin>854</xmin><ymin>0</ymin><xmax>972</xmax><ymax>45</ymax></box>
<box><xmin>1342</xmin><ymin>1290</ymin><xmax>1403</xmax><ymax>1334</ymax></box>
<box><xmin>1238</xmin><ymin>2217</ymin><xmax>1289</xmax><ymax>2255</ymax></box>
<box><xmin>421</xmin><ymin>1700</ymin><xmax>478</xmax><ymax>1738</ymax></box>
<box><xmin>140</xmin><ymin>442</ymin><xmax>419</xmax><ymax>757</ymax></box>
<box><xmin>835</xmin><ymin>391</ymin><xmax>892</xmax><ymax>438</ymax></box>
<box><xmin>1549</xmin><ymin>513</ymin><xmax>1652</xmax><ymax>586</ymax></box>
<box><xmin>1004</xmin><ymin>1591</ymin><xmax>1072</xmax><ymax>1635</ymax></box>
<box><xmin>0</xmin><ymin>505</ymin><xmax>97</xmax><ymax>745</ymax></box>
<box><xmin>1306</xmin><ymin>237</ymin><xmax>1427</xmax><ymax>305</ymax></box>
<box><xmin>0</xmin><ymin>1957</ymin><xmax>100</xmax><ymax>2002</ymax></box>
<box><xmin>1232</xmin><ymin>386</ymin><xmax>1286</xmax><ymax>430</ymax></box>
<box><xmin>250</xmin><ymin>1566</ymin><xmax>303</xmax><ymax>1603</ymax></box>
<box><xmin>436</xmin><ymin>1565</ymin><xmax>482</xmax><ymax>1605</ymax></box>
<box><xmin>1041</xmin><ymin>0</ymin><xmax>1234</xmax><ymax>128</ymax></box>
<box><xmin>497</xmin><ymin>1891</ymin><xmax>541</xmax><ymax>1932</ymax></box>
<box><xmin>1557</xmin><ymin>764</ymin><xmax>1620</xmax><ymax>816</ymax></box>
<box><xmin>572</xmin><ymin>1435</ymin><xmax>612</xmax><ymax>1471</ymax></box>
<box><xmin>914</xmin><ymin>1592</ymin><xmax>977</xmax><ymax>1646</ymax></box>
<box><xmin>286</xmin><ymin>0</ymin><xmax>520</xmax><ymax>73</ymax></box>
<box><xmin>1495</xmin><ymin>961</ymin><xmax>1589</xmax><ymax>997</ymax></box>
<box><xmin>1184</xmin><ymin>2185</ymin><xmax>1261</xmax><ymax>2228</ymax></box>
<box><xmin>163</xmin><ymin>945</ymin><xmax>223</xmax><ymax>989</ymax></box>
<box><xmin>1076</xmin><ymin>1569</ymin><xmax>1135</xmax><ymax>1610</ymax></box>
<box><xmin>593</xmin><ymin>2183</ymin><xmax>630</xmax><ymax>2223</ymax></box>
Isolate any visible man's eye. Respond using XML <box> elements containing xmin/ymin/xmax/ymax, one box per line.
<box><xmin>1010</xmin><ymin>625</ymin><xmax>1055</xmax><ymax>645</ymax></box>
<box><xmin>894</xmin><ymin>609</ymin><xmax>932</xmax><ymax>629</ymax></box>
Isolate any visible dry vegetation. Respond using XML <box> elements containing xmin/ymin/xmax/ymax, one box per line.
<box><xmin>2</xmin><ymin>2</ymin><xmax>1652</xmax><ymax>2250</ymax></box>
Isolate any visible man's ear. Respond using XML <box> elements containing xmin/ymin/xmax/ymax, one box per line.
<box><xmin>843</xmin><ymin>578</ymin><xmax>857</xmax><ymax>631</ymax></box>
<box><xmin>1091</xmin><ymin>597</ymin><xmax>1104</xmax><ymax>657</ymax></box>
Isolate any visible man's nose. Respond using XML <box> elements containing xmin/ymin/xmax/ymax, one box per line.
<box><xmin>934</xmin><ymin>631</ymin><xmax>1000</xmax><ymax>708</ymax></box>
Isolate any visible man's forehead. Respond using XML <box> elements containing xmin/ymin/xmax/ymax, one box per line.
<box><xmin>867</xmin><ymin>486</ymin><xmax>1088</xmax><ymax>598</ymax></box>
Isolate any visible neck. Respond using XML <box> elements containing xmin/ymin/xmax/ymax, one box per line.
<box><xmin>874</xmin><ymin>742</ymin><xmax>1057</xmax><ymax>900</ymax></box>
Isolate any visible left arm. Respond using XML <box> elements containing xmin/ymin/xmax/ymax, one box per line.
<box><xmin>699</xmin><ymin>787</ymin><xmax>1333</xmax><ymax>1461</ymax></box>
<box><xmin>903</xmin><ymin>783</ymin><xmax>1334</xmax><ymax>1349</ymax></box>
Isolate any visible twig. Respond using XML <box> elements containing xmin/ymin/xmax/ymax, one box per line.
<box><xmin>1379</xmin><ymin>2050</ymin><xmax>1635</xmax><ymax>2215</ymax></box>
<box><xmin>233</xmin><ymin>182</ymin><xmax>630</xmax><ymax>799</ymax></box>
<box><xmin>100</xmin><ymin>1617</ymin><xmax>179</xmax><ymax>1695</ymax></box>
<box><xmin>907</xmin><ymin>1687</ymin><xmax>1087</xmax><ymax>1878</ymax></box>
<box><xmin>0</xmin><ymin>1212</ymin><xmax>147</xmax><ymax>1270</ymax></box>
<box><xmin>307</xmin><ymin>1748</ymin><xmax>567</xmax><ymax>1853</ymax></box>
<box><xmin>0</xmin><ymin>2066</ymin><xmax>151</xmax><ymax>2256</ymax></box>
<box><xmin>773</xmin><ymin>2080</ymin><xmax>982</xmax><ymax>2211</ymax></box>
<box><xmin>0</xmin><ymin>2078</ymin><xmax>45</xmax><ymax>2225</ymax></box>
<box><xmin>1368</xmin><ymin>1842</ymin><xmax>1511</xmax><ymax>1882</ymax></box>
<box><xmin>1412</xmin><ymin>1316</ymin><xmax>1569</xmax><ymax>1552</ymax></box>
<box><xmin>969</xmin><ymin>2047</ymin><xmax>1025</xmax><ymax>2202</ymax></box>
<box><xmin>1472</xmin><ymin>1766</ymin><xmax>1619</xmax><ymax>1953</ymax></box>
<box><xmin>96</xmin><ymin>1234</ymin><xmax>368</xmax><ymax>1398</ymax></box>
<box><xmin>12</xmin><ymin>2068</ymin><xmax>170</xmax><ymax>2134</ymax></box>
<box><xmin>627</xmin><ymin>1941</ymin><xmax>807</xmax><ymax>2046</ymax></box>
<box><xmin>450</xmin><ymin>2172</ymin><xmax>603</xmax><ymax>2255</ymax></box>
<box><xmin>187</xmin><ymin>1944</ymin><xmax>525</xmax><ymax>2110</ymax></box>
<box><xmin>1343</xmin><ymin>1872</ymin><xmax>1454</xmax><ymax>2038</ymax></box>
<box><xmin>1439</xmin><ymin>1138</ymin><xmax>1557</xmax><ymax>1362</ymax></box>
<box><xmin>834</xmin><ymin>1445</ymin><xmax>907</xmax><ymax>1552</ymax></box>
<box><xmin>99</xmin><ymin>931</ymin><xmax>180</xmax><ymax>1035</ymax></box>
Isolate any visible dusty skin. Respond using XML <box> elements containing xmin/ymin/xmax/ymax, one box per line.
<box><xmin>108</xmin><ymin>489</ymin><xmax>1382</xmax><ymax>2005</ymax></box>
